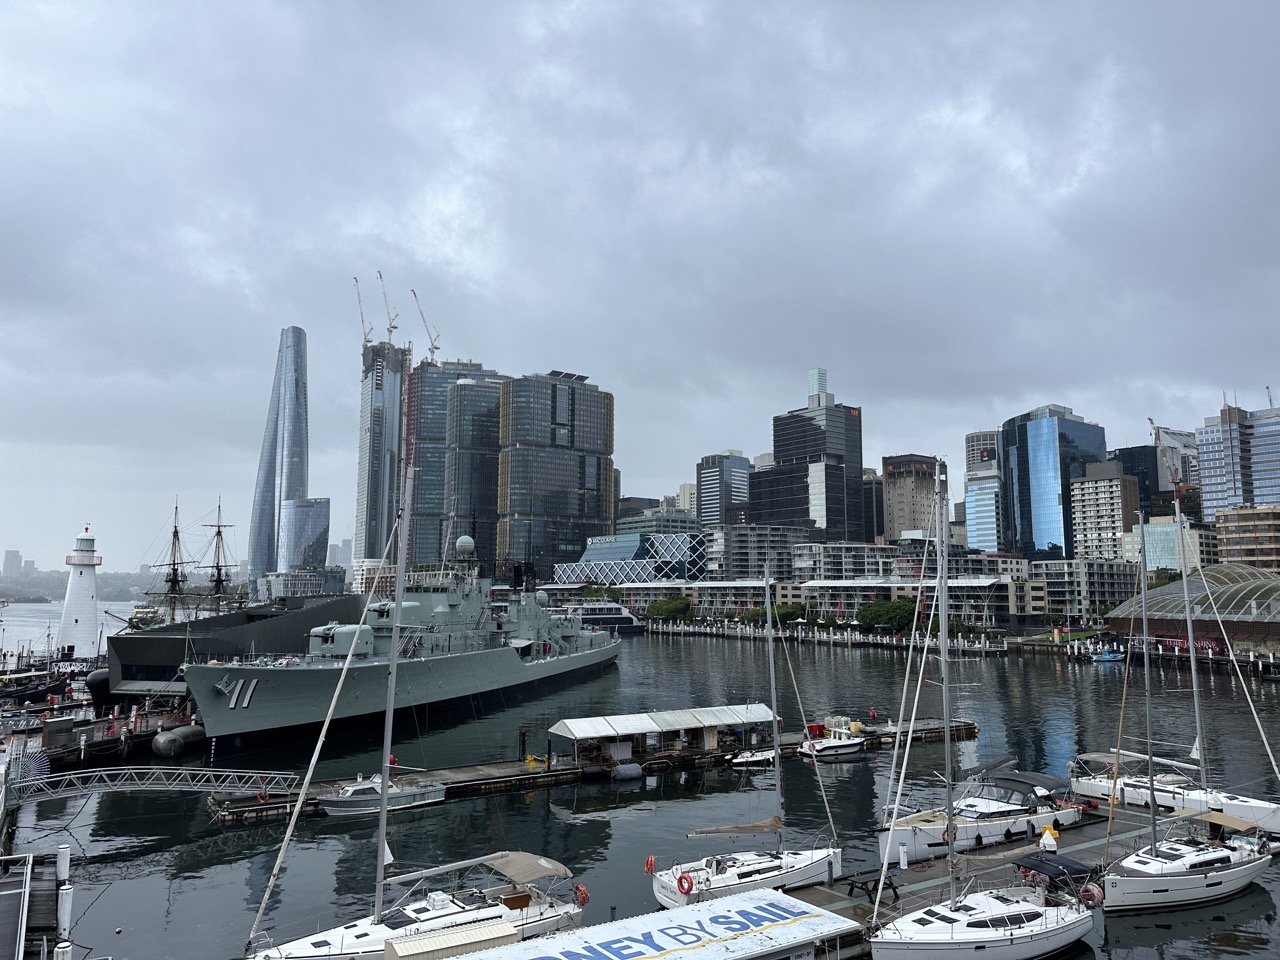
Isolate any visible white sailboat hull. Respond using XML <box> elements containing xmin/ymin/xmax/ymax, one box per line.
<box><xmin>878</xmin><ymin>806</ymin><xmax>1081</xmax><ymax>864</ymax></box>
<box><xmin>651</xmin><ymin>848</ymin><xmax>842</xmax><ymax>910</ymax></box>
<box><xmin>1104</xmin><ymin>855</ymin><xmax>1271</xmax><ymax>913</ymax></box>
<box><xmin>871</xmin><ymin>888</ymin><xmax>1095</xmax><ymax>960</ymax></box>
<box><xmin>1071</xmin><ymin>770</ymin><xmax>1280</xmax><ymax>834</ymax></box>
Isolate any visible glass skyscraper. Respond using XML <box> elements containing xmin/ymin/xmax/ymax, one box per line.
<box><xmin>496</xmin><ymin>371</ymin><xmax>615</xmax><ymax>582</ymax></box>
<box><xmin>444</xmin><ymin>376</ymin><xmax>508</xmax><ymax>569</ymax></box>
<box><xmin>247</xmin><ymin>326</ymin><xmax>309</xmax><ymax>592</ymax></box>
<box><xmin>278</xmin><ymin>497</ymin><xmax>331</xmax><ymax>570</ymax></box>
<box><xmin>1197</xmin><ymin>403</ymin><xmax>1280</xmax><ymax>522</ymax></box>
<box><xmin>697</xmin><ymin>450</ymin><xmax>751</xmax><ymax>527</ymax></box>
<box><xmin>1000</xmin><ymin>404</ymin><xmax>1106</xmax><ymax>560</ymax></box>
<box><xmin>964</xmin><ymin>430</ymin><xmax>1002</xmax><ymax>553</ymax></box>
<box><xmin>405</xmin><ymin>359</ymin><xmax>506</xmax><ymax>566</ymax></box>
<box><xmin>354</xmin><ymin>340</ymin><xmax>411</xmax><ymax>564</ymax></box>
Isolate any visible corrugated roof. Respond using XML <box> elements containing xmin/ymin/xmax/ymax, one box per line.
<box><xmin>549</xmin><ymin>703</ymin><xmax>774</xmax><ymax>740</ymax></box>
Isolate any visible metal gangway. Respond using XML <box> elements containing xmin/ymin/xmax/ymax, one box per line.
<box><xmin>5</xmin><ymin>767</ymin><xmax>298</xmax><ymax>806</ymax></box>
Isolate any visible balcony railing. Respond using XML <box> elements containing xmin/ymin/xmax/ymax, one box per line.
<box><xmin>66</xmin><ymin>554</ymin><xmax>102</xmax><ymax>565</ymax></box>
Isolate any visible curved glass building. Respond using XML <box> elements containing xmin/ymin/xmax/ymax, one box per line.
<box><xmin>247</xmin><ymin>326</ymin><xmax>309</xmax><ymax>593</ymax></box>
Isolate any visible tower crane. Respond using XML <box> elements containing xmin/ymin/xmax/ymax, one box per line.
<box><xmin>353</xmin><ymin>277</ymin><xmax>372</xmax><ymax>345</ymax></box>
<box><xmin>377</xmin><ymin>270</ymin><xmax>398</xmax><ymax>342</ymax></box>
<box><xmin>411</xmin><ymin>288</ymin><xmax>441</xmax><ymax>364</ymax></box>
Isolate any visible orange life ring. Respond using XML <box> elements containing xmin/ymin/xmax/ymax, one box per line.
<box><xmin>572</xmin><ymin>883</ymin><xmax>590</xmax><ymax>906</ymax></box>
<box><xmin>644</xmin><ymin>855</ymin><xmax>656</xmax><ymax>874</ymax></box>
<box><xmin>257</xmin><ymin>790</ymin><xmax>269</xmax><ymax>803</ymax></box>
<box><xmin>677</xmin><ymin>872</ymin><xmax>694</xmax><ymax>895</ymax></box>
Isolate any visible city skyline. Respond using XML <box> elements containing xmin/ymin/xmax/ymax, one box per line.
<box><xmin>4</xmin><ymin>5</ymin><xmax>1280</xmax><ymax>570</ymax></box>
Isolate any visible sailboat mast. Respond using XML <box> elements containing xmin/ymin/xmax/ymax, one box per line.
<box><xmin>1137</xmin><ymin>513</ymin><xmax>1159</xmax><ymax>850</ymax></box>
<box><xmin>1152</xmin><ymin>418</ymin><xmax>1210</xmax><ymax>790</ymax></box>
<box><xmin>1172</xmin><ymin>493</ymin><xmax>1209</xmax><ymax>790</ymax></box>
<box><xmin>937</xmin><ymin>470</ymin><xmax>957</xmax><ymax>908</ymax></box>
<box><xmin>764</xmin><ymin>562</ymin><xmax>783</xmax><ymax>853</ymax></box>
<box><xmin>375</xmin><ymin>467</ymin><xmax>415</xmax><ymax>922</ymax></box>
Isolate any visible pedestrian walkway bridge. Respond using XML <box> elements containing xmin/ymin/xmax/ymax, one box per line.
<box><xmin>7</xmin><ymin>767</ymin><xmax>298</xmax><ymax>805</ymax></box>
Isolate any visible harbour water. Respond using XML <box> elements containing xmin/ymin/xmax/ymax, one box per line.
<box><xmin>4</xmin><ymin>601</ymin><xmax>1280</xmax><ymax>959</ymax></box>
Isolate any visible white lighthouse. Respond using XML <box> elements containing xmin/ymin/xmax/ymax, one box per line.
<box><xmin>58</xmin><ymin>526</ymin><xmax>102</xmax><ymax>658</ymax></box>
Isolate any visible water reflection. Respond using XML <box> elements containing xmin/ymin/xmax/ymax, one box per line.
<box><xmin>1100</xmin><ymin>883</ymin><xmax>1277</xmax><ymax>957</ymax></box>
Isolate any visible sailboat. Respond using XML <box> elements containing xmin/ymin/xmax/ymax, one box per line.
<box><xmin>870</xmin><ymin>475</ymin><xmax>1098</xmax><ymax>959</ymax></box>
<box><xmin>1070</xmin><ymin>427</ymin><xmax>1280</xmax><ymax>834</ymax></box>
<box><xmin>1099</xmin><ymin>512</ymin><xmax>1273</xmax><ymax>913</ymax></box>
<box><xmin>877</xmin><ymin>501</ymin><xmax>1082</xmax><ymax>865</ymax></box>
<box><xmin>647</xmin><ymin>564</ymin><xmax>843</xmax><ymax>909</ymax></box>
<box><xmin>245</xmin><ymin>470</ymin><xmax>585</xmax><ymax>959</ymax></box>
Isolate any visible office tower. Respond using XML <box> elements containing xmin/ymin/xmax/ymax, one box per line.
<box><xmin>1108</xmin><ymin>445</ymin><xmax>1164</xmax><ymax>520</ymax></box>
<box><xmin>278</xmin><ymin>498</ymin><xmax>331</xmax><ymax>570</ymax></box>
<box><xmin>748</xmin><ymin>369</ymin><xmax>864</xmax><ymax>541</ymax></box>
<box><xmin>883</xmin><ymin>455</ymin><xmax>947</xmax><ymax>541</ymax></box>
<box><xmin>1070</xmin><ymin>462</ymin><xmax>1139</xmax><ymax>559</ymax></box>
<box><xmin>247</xmin><ymin>326</ymin><xmax>309</xmax><ymax>591</ymax></box>
<box><xmin>404</xmin><ymin>358</ymin><xmax>505</xmax><ymax>566</ymax></box>
<box><xmin>443</xmin><ymin>376</ymin><xmax>508</xmax><ymax>569</ymax></box>
<box><xmin>697</xmin><ymin>450</ymin><xmax>751</xmax><ymax>527</ymax></box>
<box><xmin>862</xmin><ymin>468</ymin><xmax>884</xmax><ymax>543</ymax></box>
<box><xmin>354</xmin><ymin>340</ymin><xmax>411</xmax><ymax>564</ymax></box>
<box><xmin>1000</xmin><ymin>404</ymin><xmax>1107</xmax><ymax>560</ymax></box>
<box><xmin>1215</xmin><ymin>506</ymin><xmax>1280</xmax><ymax>570</ymax></box>
<box><xmin>1196</xmin><ymin>403</ymin><xmax>1280</xmax><ymax>522</ymax></box>
<box><xmin>676</xmin><ymin>482</ymin><xmax>697</xmax><ymax>514</ymax></box>
<box><xmin>496</xmin><ymin>371</ymin><xmax>616</xmax><ymax>582</ymax></box>
<box><xmin>2</xmin><ymin>550</ymin><xmax>19</xmax><ymax>579</ymax></box>
<box><xmin>964</xmin><ymin>430</ymin><xmax>1002</xmax><ymax>553</ymax></box>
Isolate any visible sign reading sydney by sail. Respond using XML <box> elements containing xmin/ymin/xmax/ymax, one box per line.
<box><xmin>460</xmin><ymin>891</ymin><xmax>860</xmax><ymax>960</ymax></box>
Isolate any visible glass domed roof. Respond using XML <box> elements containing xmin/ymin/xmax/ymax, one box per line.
<box><xmin>1110</xmin><ymin>563</ymin><xmax>1280</xmax><ymax>623</ymax></box>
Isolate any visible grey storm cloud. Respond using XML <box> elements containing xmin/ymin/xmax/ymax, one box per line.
<box><xmin>2</xmin><ymin>1</ymin><xmax>1277</xmax><ymax>569</ymax></box>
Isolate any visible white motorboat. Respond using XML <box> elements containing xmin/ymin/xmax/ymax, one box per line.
<box><xmin>797</xmin><ymin>715</ymin><xmax>866</xmax><ymax>761</ymax></box>
<box><xmin>317</xmin><ymin>770</ymin><xmax>446</xmax><ymax>817</ymax></box>
<box><xmin>647</xmin><ymin>564</ymin><xmax>842</xmax><ymax>908</ymax></box>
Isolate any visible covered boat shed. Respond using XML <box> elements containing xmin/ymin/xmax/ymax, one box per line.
<box><xmin>550</xmin><ymin>703</ymin><xmax>776</xmax><ymax>767</ymax></box>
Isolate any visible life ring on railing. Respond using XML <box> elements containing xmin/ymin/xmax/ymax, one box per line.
<box><xmin>677</xmin><ymin>873</ymin><xmax>694</xmax><ymax>895</ymax></box>
<box><xmin>939</xmin><ymin>827</ymin><xmax>951</xmax><ymax>845</ymax></box>
<box><xmin>1080</xmin><ymin>883</ymin><xmax>1103</xmax><ymax>909</ymax></box>
<box><xmin>644</xmin><ymin>855</ymin><xmax>656</xmax><ymax>874</ymax></box>
<box><xmin>257</xmin><ymin>790</ymin><xmax>269</xmax><ymax>803</ymax></box>
<box><xmin>572</xmin><ymin>883</ymin><xmax>590</xmax><ymax>906</ymax></box>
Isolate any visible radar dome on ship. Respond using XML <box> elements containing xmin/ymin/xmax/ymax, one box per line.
<box><xmin>535</xmin><ymin>590</ymin><xmax>549</xmax><ymax>605</ymax></box>
<box><xmin>455</xmin><ymin>535</ymin><xmax>475</xmax><ymax>558</ymax></box>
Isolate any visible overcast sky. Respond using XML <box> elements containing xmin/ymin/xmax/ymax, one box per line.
<box><xmin>3</xmin><ymin>2</ymin><xmax>1277</xmax><ymax>573</ymax></box>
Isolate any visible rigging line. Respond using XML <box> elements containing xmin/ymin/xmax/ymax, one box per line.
<box><xmin>247</xmin><ymin>510</ymin><xmax>401</xmax><ymax>947</ymax></box>
<box><xmin>1190</xmin><ymin>541</ymin><xmax>1280</xmax><ymax>787</ymax></box>
<box><xmin>777</xmin><ymin>630</ymin><xmax>837</xmax><ymax>844</ymax></box>
<box><xmin>873</xmin><ymin>501</ymin><xmax>939</xmax><ymax>922</ymax></box>
<box><xmin>1102</xmin><ymin>544</ymin><xmax>1144</xmax><ymax>865</ymax></box>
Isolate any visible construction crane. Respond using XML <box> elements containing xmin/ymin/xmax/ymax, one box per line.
<box><xmin>411</xmin><ymin>288</ymin><xmax>441</xmax><ymax>364</ymax></box>
<box><xmin>377</xmin><ymin>270</ymin><xmax>398</xmax><ymax>342</ymax></box>
<box><xmin>353</xmin><ymin>277</ymin><xmax>372</xmax><ymax>345</ymax></box>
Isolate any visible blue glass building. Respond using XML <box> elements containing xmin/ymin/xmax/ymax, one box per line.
<box><xmin>1000</xmin><ymin>405</ymin><xmax>1106</xmax><ymax>560</ymax></box>
<box><xmin>247</xmin><ymin>326</ymin><xmax>309</xmax><ymax>592</ymax></box>
<box><xmin>354</xmin><ymin>340</ymin><xmax>410</xmax><ymax>564</ymax></box>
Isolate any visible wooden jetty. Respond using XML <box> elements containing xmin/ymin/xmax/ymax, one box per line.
<box><xmin>207</xmin><ymin>716</ymin><xmax>979</xmax><ymax>826</ymax></box>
